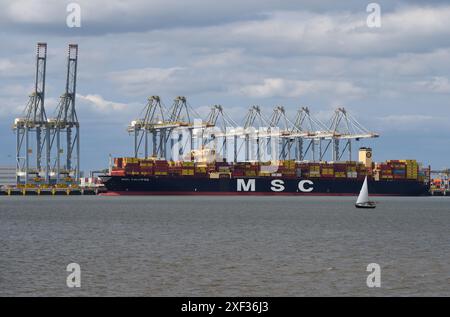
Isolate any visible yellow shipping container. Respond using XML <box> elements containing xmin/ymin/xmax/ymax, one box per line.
<box><xmin>181</xmin><ymin>169</ymin><xmax>194</xmax><ymax>176</ymax></box>
<box><xmin>321</xmin><ymin>168</ymin><xmax>334</xmax><ymax>175</ymax></box>
<box><xmin>123</xmin><ymin>157</ymin><xmax>138</xmax><ymax>164</ymax></box>
<box><xmin>283</xmin><ymin>161</ymin><xmax>296</xmax><ymax>168</ymax></box>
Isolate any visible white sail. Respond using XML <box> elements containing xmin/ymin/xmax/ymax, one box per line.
<box><xmin>356</xmin><ymin>176</ymin><xmax>369</xmax><ymax>204</ymax></box>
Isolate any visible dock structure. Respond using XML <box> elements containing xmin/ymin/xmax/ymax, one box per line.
<box><xmin>0</xmin><ymin>187</ymin><xmax>102</xmax><ymax>196</ymax></box>
<box><xmin>430</xmin><ymin>188</ymin><xmax>450</xmax><ymax>196</ymax></box>
<box><xmin>430</xmin><ymin>169</ymin><xmax>450</xmax><ymax>196</ymax></box>
<box><xmin>12</xmin><ymin>43</ymin><xmax>81</xmax><ymax>189</ymax></box>
<box><xmin>127</xmin><ymin>97</ymin><xmax>379</xmax><ymax>163</ymax></box>
<box><xmin>11</xmin><ymin>44</ymin><xmax>443</xmax><ymax>198</ymax></box>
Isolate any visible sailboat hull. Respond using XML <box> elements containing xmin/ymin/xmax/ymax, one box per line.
<box><xmin>355</xmin><ymin>202</ymin><xmax>376</xmax><ymax>209</ymax></box>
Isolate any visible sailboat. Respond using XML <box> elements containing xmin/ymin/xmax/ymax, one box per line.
<box><xmin>355</xmin><ymin>176</ymin><xmax>376</xmax><ymax>209</ymax></box>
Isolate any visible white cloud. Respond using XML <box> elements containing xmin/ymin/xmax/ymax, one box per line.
<box><xmin>379</xmin><ymin>114</ymin><xmax>435</xmax><ymax>124</ymax></box>
<box><xmin>109</xmin><ymin>67</ymin><xmax>184</xmax><ymax>96</ymax></box>
<box><xmin>414</xmin><ymin>76</ymin><xmax>450</xmax><ymax>94</ymax></box>
<box><xmin>0</xmin><ymin>97</ymin><xmax>24</xmax><ymax>118</ymax></box>
<box><xmin>0</xmin><ymin>84</ymin><xmax>30</xmax><ymax>97</ymax></box>
<box><xmin>221</xmin><ymin>7</ymin><xmax>450</xmax><ymax>57</ymax></box>
<box><xmin>5</xmin><ymin>0</ymin><xmax>62</xmax><ymax>24</ymax></box>
<box><xmin>2</xmin><ymin>1</ymin><xmax>450</xmax><ymax>168</ymax></box>
<box><xmin>191</xmin><ymin>49</ymin><xmax>243</xmax><ymax>68</ymax></box>
<box><xmin>0</xmin><ymin>59</ymin><xmax>15</xmax><ymax>72</ymax></box>
<box><xmin>370</xmin><ymin>112</ymin><xmax>450</xmax><ymax>134</ymax></box>
<box><xmin>238</xmin><ymin>78</ymin><xmax>365</xmax><ymax>99</ymax></box>
<box><xmin>77</xmin><ymin>94</ymin><xmax>128</xmax><ymax>112</ymax></box>
<box><xmin>0</xmin><ymin>58</ymin><xmax>32</xmax><ymax>78</ymax></box>
<box><xmin>0</xmin><ymin>0</ymin><xmax>369</xmax><ymax>33</ymax></box>
<box><xmin>375</xmin><ymin>114</ymin><xmax>449</xmax><ymax>132</ymax></box>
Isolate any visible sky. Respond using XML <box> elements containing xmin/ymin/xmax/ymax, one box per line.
<box><xmin>1</xmin><ymin>0</ymin><xmax>450</xmax><ymax>172</ymax></box>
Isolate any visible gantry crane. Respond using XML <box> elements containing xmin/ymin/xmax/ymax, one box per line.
<box><xmin>327</xmin><ymin>107</ymin><xmax>379</xmax><ymax>161</ymax></box>
<box><xmin>268</xmin><ymin>106</ymin><xmax>296</xmax><ymax>160</ymax></box>
<box><xmin>290</xmin><ymin>107</ymin><xmax>331</xmax><ymax>161</ymax></box>
<box><xmin>48</xmin><ymin>44</ymin><xmax>80</xmax><ymax>183</ymax></box>
<box><xmin>13</xmin><ymin>43</ymin><xmax>49</xmax><ymax>184</ymax></box>
<box><xmin>127</xmin><ymin>95</ymin><xmax>170</xmax><ymax>158</ymax></box>
<box><xmin>126</xmin><ymin>97</ymin><xmax>379</xmax><ymax>164</ymax></box>
<box><xmin>203</xmin><ymin>104</ymin><xmax>241</xmax><ymax>162</ymax></box>
<box><xmin>242</xmin><ymin>106</ymin><xmax>272</xmax><ymax>161</ymax></box>
<box><xmin>128</xmin><ymin>96</ymin><xmax>204</xmax><ymax>160</ymax></box>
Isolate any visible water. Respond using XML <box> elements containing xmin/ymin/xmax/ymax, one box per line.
<box><xmin>0</xmin><ymin>196</ymin><xmax>449</xmax><ymax>296</ymax></box>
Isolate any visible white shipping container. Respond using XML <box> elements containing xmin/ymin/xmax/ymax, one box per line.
<box><xmin>347</xmin><ymin>172</ymin><xmax>357</xmax><ymax>178</ymax></box>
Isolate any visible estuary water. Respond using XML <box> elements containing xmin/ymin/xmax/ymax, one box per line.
<box><xmin>0</xmin><ymin>196</ymin><xmax>449</xmax><ymax>296</ymax></box>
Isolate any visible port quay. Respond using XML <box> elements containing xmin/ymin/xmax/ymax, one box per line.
<box><xmin>1</xmin><ymin>44</ymin><xmax>448</xmax><ymax>196</ymax></box>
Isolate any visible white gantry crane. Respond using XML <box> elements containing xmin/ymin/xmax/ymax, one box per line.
<box><xmin>127</xmin><ymin>98</ymin><xmax>379</xmax><ymax>163</ymax></box>
<box><xmin>128</xmin><ymin>96</ymin><xmax>210</xmax><ymax>160</ymax></box>
<box><xmin>327</xmin><ymin>107</ymin><xmax>379</xmax><ymax>161</ymax></box>
<box><xmin>127</xmin><ymin>95</ymin><xmax>170</xmax><ymax>158</ymax></box>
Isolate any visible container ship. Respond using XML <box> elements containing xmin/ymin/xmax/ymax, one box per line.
<box><xmin>100</xmin><ymin>148</ymin><xmax>430</xmax><ymax>196</ymax></box>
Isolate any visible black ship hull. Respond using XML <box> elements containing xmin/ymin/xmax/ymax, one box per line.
<box><xmin>99</xmin><ymin>176</ymin><xmax>430</xmax><ymax>196</ymax></box>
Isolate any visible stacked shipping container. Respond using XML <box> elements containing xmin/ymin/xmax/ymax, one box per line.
<box><xmin>110</xmin><ymin>157</ymin><xmax>425</xmax><ymax>182</ymax></box>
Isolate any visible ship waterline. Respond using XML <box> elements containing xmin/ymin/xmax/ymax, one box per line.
<box><xmin>100</xmin><ymin>176</ymin><xmax>430</xmax><ymax>196</ymax></box>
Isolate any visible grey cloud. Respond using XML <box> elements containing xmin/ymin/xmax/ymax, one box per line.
<box><xmin>2</xmin><ymin>1</ymin><xmax>450</xmax><ymax>169</ymax></box>
<box><xmin>0</xmin><ymin>0</ymin><xmax>405</xmax><ymax>36</ymax></box>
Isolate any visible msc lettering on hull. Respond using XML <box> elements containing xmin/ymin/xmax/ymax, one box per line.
<box><xmin>237</xmin><ymin>179</ymin><xmax>255</xmax><ymax>191</ymax></box>
<box><xmin>236</xmin><ymin>179</ymin><xmax>314</xmax><ymax>192</ymax></box>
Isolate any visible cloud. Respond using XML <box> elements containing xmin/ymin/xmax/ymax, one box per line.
<box><xmin>77</xmin><ymin>94</ymin><xmax>128</xmax><ymax>112</ymax></box>
<box><xmin>135</xmin><ymin>6</ymin><xmax>450</xmax><ymax>59</ymax></box>
<box><xmin>238</xmin><ymin>78</ymin><xmax>365</xmax><ymax>99</ymax></box>
<box><xmin>191</xmin><ymin>49</ymin><xmax>243</xmax><ymax>68</ymax></box>
<box><xmin>0</xmin><ymin>58</ymin><xmax>32</xmax><ymax>78</ymax></box>
<box><xmin>379</xmin><ymin>114</ymin><xmax>435</xmax><ymax>124</ymax></box>
<box><xmin>0</xmin><ymin>97</ymin><xmax>24</xmax><ymax>118</ymax></box>
<box><xmin>108</xmin><ymin>67</ymin><xmax>186</xmax><ymax>96</ymax></box>
<box><xmin>0</xmin><ymin>84</ymin><xmax>30</xmax><ymax>97</ymax></box>
<box><xmin>0</xmin><ymin>59</ymin><xmax>15</xmax><ymax>72</ymax></box>
<box><xmin>5</xmin><ymin>0</ymin><xmax>62</xmax><ymax>24</ymax></box>
<box><xmin>414</xmin><ymin>76</ymin><xmax>450</xmax><ymax>94</ymax></box>
<box><xmin>375</xmin><ymin>114</ymin><xmax>450</xmax><ymax>133</ymax></box>
<box><xmin>0</xmin><ymin>0</ymin><xmax>375</xmax><ymax>35</ymax></box>
<box><xmin>2</xmin><ymin>1</ymin><xmax>450</xmax><ymax>169</ymax></box>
